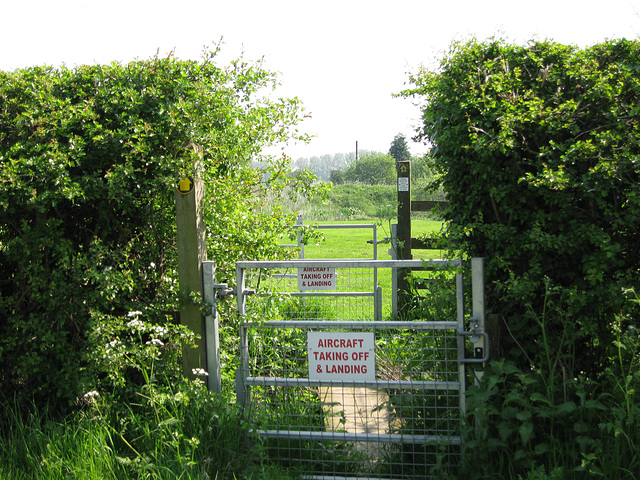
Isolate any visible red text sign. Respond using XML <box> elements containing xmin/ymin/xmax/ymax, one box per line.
<box><xmin>298</xmin><ymin>266</ymin><xmax>336</xmax><ymax>291</ymax></box>
<box><xmin>307</xmin><ymin>331</ymin><xmax>375</xmax><ymax>381</ymax></box>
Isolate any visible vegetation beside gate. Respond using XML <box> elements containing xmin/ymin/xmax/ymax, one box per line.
<box><xmin>0</xmin><ymin>49</ymin><xmax>322</xmax><ymax>478</ymax></box>
<box><xmin>401</xmin><ymin>37</ymin><xmax>640</xmax><ymax>478</ymax></box>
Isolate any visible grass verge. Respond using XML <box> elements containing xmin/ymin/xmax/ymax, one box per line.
<box><xmin>0</xmin><ymin>379</ymin><xmax>296</xmax><ymax>480</ymax></box>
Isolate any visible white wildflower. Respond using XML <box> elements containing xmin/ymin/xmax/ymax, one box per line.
<box><xmin>152</xmin><ymin>325</ymin><xmax>168</xmax><ymax>336</ymax></box>
<box><xmin>126</xmin><ymin>319</ymin><xmax>144</xmax><ymax>329</ymax></box>
<box><xmin>146</xmin><ymin>338</ymin><xmax>164</xmax><ymax>347</ymax></box>
<box><xmin>192</xmin><ymin>368</ymin><xmax>209</xmax><ymax>377</ymax></box>
<box><xmin>83</xmin><ymin>391</ymin><xmax>100</xmax><ymax>402</ymax></box>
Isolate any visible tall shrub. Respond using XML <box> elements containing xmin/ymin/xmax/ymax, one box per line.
<box><xmin>400</xmin><ymin>38</ymin><xmax>640</xmax><ymax>375</ymax></box>
<box><xmin>0</xmin><ymin>50</ymin><xmax>317</xmax><ymax>409</ymax></box>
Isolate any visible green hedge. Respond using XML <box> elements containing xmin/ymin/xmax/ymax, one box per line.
<box><xmin>402</xmin><ymin>38</ymin><xmax>640</xmax><ymax>375</ymax></box>
<box><xmin>0</xmin><ymin>52</ymin><xmax>313</xmax><ymax>410</ymax></box>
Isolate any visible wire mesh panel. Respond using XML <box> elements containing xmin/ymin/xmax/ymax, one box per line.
<box><xmin>241</xmin><ymin>263</ymin><xmax>378</xmax><ymax>322</ymax></box>
<box><xmin>239</xmin><ymin>321</ymin><xmax>462</xmax><ymax>479</ymax></box>
<box><xmin>235</xmin><ymin>260</ymin><xmax>470</xmax><ymax>479</ymax></box>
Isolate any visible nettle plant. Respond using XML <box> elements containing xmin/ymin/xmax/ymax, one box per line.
<box><xmin>0</xmin><ymin>48</ymin><xmax>323</xmax><ymax>410</ymax></box>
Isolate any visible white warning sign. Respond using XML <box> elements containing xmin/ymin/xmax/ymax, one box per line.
<box><xmin>297</xmin><ymin>266</ymin><xmax>336</xmax><ymax>291</ymax></box>
<box><xmin>308</xmin><ymin>331</ymin><xmax>376</xmax><ymax>381</ymax></box>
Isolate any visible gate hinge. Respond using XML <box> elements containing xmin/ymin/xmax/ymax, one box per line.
<box><xmin>208</xmin><ymin>283</ymin><xmax>249</xmax><ymax>316</ymax></box>
<box><xmin>212</xmin><ymin>283</ymin><xmax>236</xmax><ymax>299</ymax></box>
<box><xmin>212</xmin><ymin>283</ymin><xmax>256</xmax><ymax>300</ymax></box>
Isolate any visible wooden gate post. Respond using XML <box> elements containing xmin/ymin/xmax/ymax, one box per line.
<box><xmin>396</xmin><ymin>160</ymin><xmax>412</xmax><ymax>313</ymax></box>
<box><xmin>175</xmin><ymin>172</ymin><xmax>207</xmax><ymax>380</ymax></box>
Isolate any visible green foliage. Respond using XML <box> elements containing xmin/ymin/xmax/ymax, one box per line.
<box><xmin>463</xmin><ymin>342</ymin><xmax>639</xmax><ymax>479</ymax></box>
<box><xmin>401</xmin><ymin>37</ymin><xmax>640</xmax><ymax>375</ymax></box>
<box><xmin>461</xmin><ymin>284</ymin><xmax>640</xmax><ymax>479</ymax></box>
<box><xmin>297</xmin><ymin>183</ymin><xmax>395</xmax><ymax>220</ymax></box>
<box><xmin>299</xmin><ymin>181</ymin><xmax>440</xmax><ymax>221</ymax></box>
<box><xmin>328</xmin><ymin>168</ymin><xmax>346</xmax><ymax>185</ymax></box>
<box><xmin>327</xmin><ymin>184</ymin><xmax>396</xmax><ymax>216</ymax></box>
<box><xmin>88</xmin><ymin>310</ymin><xmax>196</xmax><ymax>398</ymax></box>
<box><xmin>0</xmin><ymin>48</ymin><xmax>318</xmax><ymax>410</ymax></box>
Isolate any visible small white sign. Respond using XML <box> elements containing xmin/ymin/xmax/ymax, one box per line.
<box><xmin>298</xmin><ymin>266</ymin><xmax>336</xmax><ymax>291</ymax></box>
<box><xmin>398</xmin><ymin>177</ymin><xmax>409</xmax><ymax>192</ymax></box>
<box><xmin>308</xmin><ymin>332</ymin><xmax>376</xmax><ymax>381</ymax></box>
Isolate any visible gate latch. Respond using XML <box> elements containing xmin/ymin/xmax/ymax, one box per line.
<box><xmin>458</xmin><ymin>316</ymin><xmax>489</xmax><ymax>363</ymax></box>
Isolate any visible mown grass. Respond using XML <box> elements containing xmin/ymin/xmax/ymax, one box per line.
<box><xmin>298</xmin><ymin>217</ymin><xmax>448</xmax><ymax>319</ymax></box>
<box><xmin>301</xmin><ymin>217</ymin><xmax>446</xmax><ymax>261</ymax></box>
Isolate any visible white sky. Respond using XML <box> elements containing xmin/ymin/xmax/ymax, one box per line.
<box><xmin>2</xmin><ymin>0</ymin><xmax>639</xmax><ymax>159</ymax></box>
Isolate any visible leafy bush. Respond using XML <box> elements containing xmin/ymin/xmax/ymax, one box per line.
<box><xmin>0</xmin><ymin>49</ymin><xmax>318</xmax><ymax>411</ymax></box>
<box><xmin>401</xmin><ymin>38</ymin><xmax>640</xmax><ymax>376</ymax></box>
<box><xmin>458</xmin><ymin>286</ymin><xmax>640</xmax><ymax>479</ymax></box>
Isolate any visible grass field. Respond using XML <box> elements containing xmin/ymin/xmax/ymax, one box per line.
<box><xmin>293</xmin><ymin>217</ymin><xmax>448</xmax><ymax>319</ymax></box>
<box><xmin>300</xmin><ymin>218</ymin><xmax>446</xmax><ymax>260</ymax></box>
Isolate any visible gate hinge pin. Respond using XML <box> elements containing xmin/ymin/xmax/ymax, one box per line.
<box><xmin>217</xmin><ymin>288</ymin><xmax>236</xmax><ymax>298</ymax></box>
<box><xmin>212</xmin><ymin>283</ymin><xmax>236</xmax><ymax>299</ymax></box>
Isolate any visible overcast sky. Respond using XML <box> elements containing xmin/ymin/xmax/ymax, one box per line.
<box><xmin>2</xmin><ymin>0</ymin><xmax>639</xmax><ymax>159</ymax></box>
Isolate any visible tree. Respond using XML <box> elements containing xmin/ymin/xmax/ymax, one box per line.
<box><xmin>329</xmin><ymin>169</ymin><xmax>346</xmax><ymax>184</ymax></box>
<box><xmin>0</xmin><ymin>49</ymin><xmax>319</xmax><ymax>409</ymax></box>
<box><xmin>388</xmin><ymin>133</ymin><xmax>411</xmax><ymax>163</ymax></box>
<box><xmin>400</xmin><ymin>38</ymin><xmax>640</xmax><ymax>376</ymax></box>
<box><xmin>343</xmin><ymin>152</ymin><xmax>396</xmax><ymax>185</ymax></box>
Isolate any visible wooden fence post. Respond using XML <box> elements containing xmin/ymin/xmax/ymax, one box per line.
<box><xmin>175</xmin><ymin>173</ymin><xmax>207</xmax><ymax>380</ymax></box>
<box><xmin>397</xmin><ymin>160</ymin><xmax>411</xmax><ymax>313</ymax></box>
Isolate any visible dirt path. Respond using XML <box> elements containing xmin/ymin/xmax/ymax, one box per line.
<box><xmin>320</xmin><ymin>386</ymin><xmax>395</xmax><ymax>462</ymax></box>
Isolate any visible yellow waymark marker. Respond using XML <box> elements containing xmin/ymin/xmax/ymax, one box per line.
<box><xmin>176</xmin><ymin>176</ymin><xmax>194</xmax><ymax>194</ymax></box>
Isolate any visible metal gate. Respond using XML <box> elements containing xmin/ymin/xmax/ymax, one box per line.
<box><xmin>235</xmin><ymin>258</ymin><xmax>486</xmax><ymax>479</ymax></box>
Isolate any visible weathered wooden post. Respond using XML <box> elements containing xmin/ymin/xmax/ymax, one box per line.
<box><xmin>396</xmin><ymin>160</ymin><xmax>412</xmax><ymax>313</ymax></box>
<box><xmin>175</xmin><ymin>169</ymin><xmax>207</xmax><ymax>380</ymax></box>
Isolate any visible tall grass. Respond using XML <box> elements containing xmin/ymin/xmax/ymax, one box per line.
<box><xmin>1</xmin><ymin>400</ymin><xmax>118</xmax><ymax>480</ymax></box>
<box><xmin>0</xmin><ymin>379</ymin><xmax>297</xmax><ymax>480</ymax></box>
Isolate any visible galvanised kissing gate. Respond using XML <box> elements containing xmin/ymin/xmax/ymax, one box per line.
<box><xmin>234</xmin><ymin>258</ymin><xmax>487</xmax><ymax>479</ymax></box>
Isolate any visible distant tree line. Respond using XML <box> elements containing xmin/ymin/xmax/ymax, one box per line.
<box><xmin>292</xmin><ymin>134</ymin><xmax>436</xmax><ymax>187</ymax></box>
